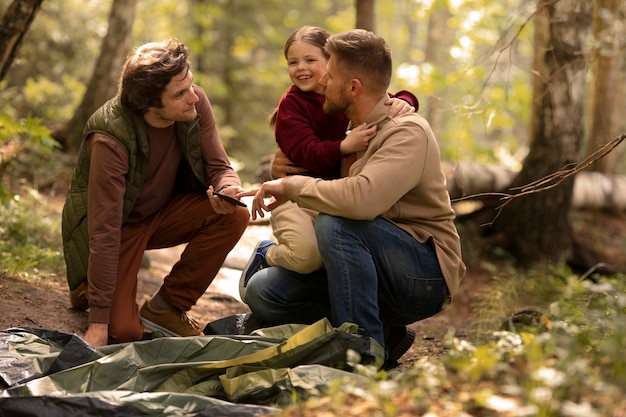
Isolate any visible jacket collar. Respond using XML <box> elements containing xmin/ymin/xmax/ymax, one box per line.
<box><xmin>346</xmin><ymin>95</ymin><xmax>391</xmax><ymax>133</ymax></box>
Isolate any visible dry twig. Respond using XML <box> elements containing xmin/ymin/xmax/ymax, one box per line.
<box><xmin>452</xmin><ymin>133</ymin><xmax>626</xmax><ymax>225</ymax></box>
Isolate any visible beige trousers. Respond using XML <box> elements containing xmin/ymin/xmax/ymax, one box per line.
<box><xmin>266</xmin><ymin>201</ymin><xmax>323</xmax><ymax>274</ymax></box>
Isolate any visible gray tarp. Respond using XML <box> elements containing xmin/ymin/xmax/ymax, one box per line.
<box><xmin>0</xmin><ymin>319</ymin><xmax>384</xmax><ymax>416</ymax></box>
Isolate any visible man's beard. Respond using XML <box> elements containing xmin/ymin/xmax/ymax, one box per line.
<box><xmin>323</xmin><ymin>93</ymin><xmax>348</xmax><ymax>115</ymax></box>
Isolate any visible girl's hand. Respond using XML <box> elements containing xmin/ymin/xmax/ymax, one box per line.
<box><xmin>385</xmin><ymin>97</ymin><xmax>415</xmax><ymax>119</ymax></box>
<box><xmin>339</xmin><ymin>123</ymin><xmax>377</xmax><ymax>155</ymax></box>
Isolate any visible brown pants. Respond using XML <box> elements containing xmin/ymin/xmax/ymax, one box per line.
<box><xmin>106</xmin><ymin>193</ymin><xmax>249</xmax><ymax>343</ymax></box>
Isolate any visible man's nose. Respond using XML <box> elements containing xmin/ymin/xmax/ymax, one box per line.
<box><xmin>189</xmin><ymin>90</ymin><xmax>200</xmax><ymax>104</ymax></box>
<box><xmin>319</xmin><ymin>72</ymin><xmax>328</xmax><ymax>86</ymax></box>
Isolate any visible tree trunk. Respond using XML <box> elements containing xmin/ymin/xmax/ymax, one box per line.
<box><xmin>356</xmin><ymin>0</ymin><xmax>375</xmax><ymax>31</ymax></box>
<box><xmin>490</xmin><ymin>0</ymin><xmax>593</xmax><ymax>265</ymax></box>
<box><xmin>0</xmin><ymin>0</ymin><xmax>42</xmax><ymax>82</ymax></box>
<box><xmin>424</xmin><ymin>7</ymin><xmax>453</xmax><ymax>136</ymax></box>
<box><xmin>56</xmin><ymin>0</ymin><xmax>137</xmax><ymax>153</ymax></box>
<box><xmin>587</xmin><ymin>0</ymin><xmax>624</xmax><ymax>175</ymax></box>
<box><xmin>216</xmin><ymin>0</ymin><xmax>236</xmax><ymax>128</ymax></box>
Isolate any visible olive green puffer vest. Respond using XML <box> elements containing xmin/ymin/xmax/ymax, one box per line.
<box><xmin>61</xmin><ymin>96</ymin><xmax>206</xmax><ymax>291</ymax></box>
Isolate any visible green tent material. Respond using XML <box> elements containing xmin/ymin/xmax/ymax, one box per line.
<box><xmin>0</xmin><ymin>319</ymin><xmax>384</xmax><ymax>416</ymax></box>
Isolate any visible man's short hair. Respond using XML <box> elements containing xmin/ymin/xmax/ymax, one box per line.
<box><xmin>119</xmin><ymin>39</ymin><xmax>190</xmax><ymax>116</ymax></box>
<box><xmin>324</xmin><ymin>29</ymin><xmax>392</xmax><ymax>94</ymax></box>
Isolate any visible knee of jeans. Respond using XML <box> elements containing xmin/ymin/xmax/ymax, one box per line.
<box><xmin>244</xmin><ymin>276</ymin><xmax>263</xmax><ymax>309</ymax></box>
<box><xmin>314</xmin><ymin>214</ymin><xmax>337</xmax><ymax>243</ymax></box>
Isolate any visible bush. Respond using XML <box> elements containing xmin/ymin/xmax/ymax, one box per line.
<box><xmin>0</xmin><ymin>114</ymin><xmax>65</xmax><ymax>279</ymax></box>
<box><xmin>0</xmin><ymin>113</ymin><xmax>61</xmax><ymax>205</ymax></box>
<box><xmin>0</xmin><ymin>190</ymin><xmax>64</xmax><ymax>278</ymax></box>
<box><xmin>274</xmin><ymin>271</ymin><xmax>626</xmax><ymax>416</ymax></box>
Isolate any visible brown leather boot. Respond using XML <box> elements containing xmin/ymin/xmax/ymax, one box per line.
<box><xmin>69</xmin><ymin>281</ymin><xmax>89</xmax><ymax>311</ymax></box>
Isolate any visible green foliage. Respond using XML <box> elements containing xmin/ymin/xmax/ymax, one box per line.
<box><xmin>0</xmin><ymin>114</ymin><xmax>61</xmax><ymax>204</ymax></box>
<box><xmin>23</xmin><ymin>75</ymin><xmax>86</xmax><ymax>122</ymax></box>
<box><xmin>0</xmin><ymin>0</ymin><xmax>107</xmax><ymax>122</ymax></box>
<box><xmin>390</xmin><ymin>0</ymin><xmax>535</xmax><ymax>168</ymax></box>
<box><xmin>0</xmin><ymin>112</ymin><xmax>64</xmax><ymax>277</ymax></box>
<box><xmin>274</xmin><ymin>271</ymin><xmax>626</xmax><ymax>416</ymax></box>
<box><xmin>0</xmin><ymin>113</ymin><xmax>54</xmax><ymax>149</ymax></box>
<box><xmin>0</xmin><ymin>190</ymin><xmax>64</xmax><ymax>278</ymax></box>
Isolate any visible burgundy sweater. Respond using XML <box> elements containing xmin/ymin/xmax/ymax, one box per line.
<box><xmin>274</xmin><ymin>86</ymin><xmax>419</xmax><ymax>179</ymax></box>
<box><xmin>86</xmin><ymin>86</ymin><xmax>240</xmax><ymax>323</ymax></box>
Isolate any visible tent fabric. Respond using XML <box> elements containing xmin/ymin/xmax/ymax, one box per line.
<box><xmin>0</xmin><ymin>319</ymin><xmax>384</xmax><ymax>417</ymax></box>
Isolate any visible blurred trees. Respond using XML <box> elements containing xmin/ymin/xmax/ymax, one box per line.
<box><xmin>423</xmin><ymin>5</ymin><xmax>453</xmax><ymax>135</ymax></box>
<box><xmin>0</xmin><ymin>0</ymin><xmax>109</xmax><ymax>124</ymax></box>
<box><xmin>1</xmin><ymin>0</ymin><xmax>626</xmax><ymax>267</ymax></box>
<box><xmin>587</xmin><ymin>0</ymin><xmax>625</xmax><ymax>175</ymax></box>
<box><xmin>55</xmin><ymin>0</ymin><xmax>137</xmax><ymax>152</ymax></box>
<box><xmin>0</xmin><ymin>0</ymin><xmax>42</xmax><ymax>81</ymax></box>
<box><xmin>2</xmin><ymin>0</ymin><xmax>541</xmax><ymax>181</ymax></box>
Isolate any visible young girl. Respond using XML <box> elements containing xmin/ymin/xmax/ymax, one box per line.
<box><xmin>240</xmin><ymin>26</ymin><xmax>418</xmax><ymax>301</ymax></box>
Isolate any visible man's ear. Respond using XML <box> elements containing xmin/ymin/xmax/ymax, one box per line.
<box><xmin>349</xmin><ymin>79</ymin><xmax>362</xmax><ymax>95</ymax></box>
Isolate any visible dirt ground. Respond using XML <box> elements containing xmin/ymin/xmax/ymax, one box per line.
<box><xmin>0</xmin><ymin>209</ymin><xmax>624</xmax><ymax>370</ymax></box>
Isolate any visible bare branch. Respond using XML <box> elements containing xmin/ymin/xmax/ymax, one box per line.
<box><xmin>453</xmin><ymin>133</ymin><xmax>626</xmax><ymax>225</ymax></box>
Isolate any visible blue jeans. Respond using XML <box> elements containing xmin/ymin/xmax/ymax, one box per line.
<box><xmin>245</xmin><ymin>214</ymin><xmax>449</xmax><ymax>347</ymax></box>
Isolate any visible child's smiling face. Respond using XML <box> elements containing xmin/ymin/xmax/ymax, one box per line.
<box><xmin>286</xmin><ymin>41</ymin><xmax>328</xmax><ymax>95</ymax></box>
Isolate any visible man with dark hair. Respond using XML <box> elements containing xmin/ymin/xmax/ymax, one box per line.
<box><xmin>239</xmin><ymin>30</ymin><xmax>465</xmax><ymax>368</ymax></box>
<box><xmin>62</xmin><ymin>39</ymin><xmax>249</xmax><ymax>347</ymax></box>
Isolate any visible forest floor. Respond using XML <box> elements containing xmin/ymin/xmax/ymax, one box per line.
<box><xmin>0</xmin><ymin>207</ymin><xmax>625</xmax><ymax>374</ymax></box>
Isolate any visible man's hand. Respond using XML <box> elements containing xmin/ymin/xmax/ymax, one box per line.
<box><xmin>83</xmin><ymin>322</ymin><xmax>109</xmax><ymax>347</ymax></box>
<box><xmin>237</xmin><ymin>179</ymin><xmax>288</xmax><ymax>220</ymax></box>
<box><xmin>270</xmin><ymin>148</ymin><xmax>306</xmax><ymax>178</ymax></box>
<box><xmin>385</xmin><ymin>97</ymin><xmax>415</xmax><ymax>119</ymax></box>
<box><xmin>206</xmin><ymin>185</ymin><xmax>244</xmax><ymax>214</ymax></box>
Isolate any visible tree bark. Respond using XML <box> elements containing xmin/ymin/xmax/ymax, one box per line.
<box><xmin>355</xmin><ymin>0</ymin><xmax>375</xmax><ymax>31</ymax></box>
<box><xmin>490</xmin><ymin>0</ymin><xmax>593</xmax><ymax>265</ymax></box>
<box><xmin>587</xmin><ymin>0</ymin><xmax>624</xmax><ymax>175</ymax></box>
<box><xmin>56</xmin><ymin>0</ymin><xmax>137</xmax><ymax>153</ymax></box>
<box><xmin>0</xmin><ymin>0</ymin><xmax>43</xmax><ymax>82</ymax></box>
<box><xmin>424</xmin><ymin>7</ymin><xmax>453</xmax><ymax>136</ymax></box>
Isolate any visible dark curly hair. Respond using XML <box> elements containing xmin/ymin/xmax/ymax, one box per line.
<box><xmin>119</xmin><ymin>39</ymin><xmax>190</xmax><ymax>116</ymax></box>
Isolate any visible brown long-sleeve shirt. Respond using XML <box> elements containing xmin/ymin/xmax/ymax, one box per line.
<box><xmin>86</xmin><ymin>86</ymin><xmax>240</xmax><ymax>323</ymax></box>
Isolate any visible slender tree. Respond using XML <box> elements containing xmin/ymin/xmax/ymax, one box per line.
<box><xmin>356</xmin><ymin>0</ymin><xmax>375</xmax><ymax>31</ymax></box>
<box><xmin>424</xmin><ymin>6</ymin><xmax>453</xmax><ymax>136</ymax></box>
<box><xmin>0</xmin><ymin>0</ymin><xmax>43</xmax><ymax>82</ymax></box>
<box><xmin>56</xmin><ymin>0</ymin><xmax>137</xmax><ymax>153</ymax></box>
<box><xmin>490</xmin><ymin>0</ymin><xmax>593</xmax><ymax>265</ymax></box>
<box><xmin>587</xmin><ymin>0</ymin><xmax>624</xmax><ymax>175</ymax></box>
